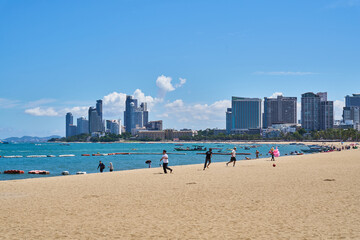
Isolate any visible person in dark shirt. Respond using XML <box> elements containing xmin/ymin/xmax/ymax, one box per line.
<box><xmin>97</xmin><ymin>161</ymin><xmax>105</xmax><ymax>173</ymax></box>
<box><xmin>203</xmin><ymin>148</ymin><xmax>212</xmax><ymax>170</ymax></box>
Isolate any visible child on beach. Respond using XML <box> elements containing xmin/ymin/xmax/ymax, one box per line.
<box><xmin>109</xmin><ymin>162</ymin><xmax>114</xmax><ymax>172</ymax></box>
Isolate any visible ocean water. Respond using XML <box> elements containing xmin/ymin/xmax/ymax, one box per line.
<box><xmin>0</xmin><ymin>142</ymin><xmax>309</xmax><ymax>181</ymax></box>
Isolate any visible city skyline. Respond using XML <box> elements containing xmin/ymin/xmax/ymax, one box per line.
<box><xmin>1</xmin><ymin>1</ymin><xmax>359</xmax><ymax>138</ymax></box>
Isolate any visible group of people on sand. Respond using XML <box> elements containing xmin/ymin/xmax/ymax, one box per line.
<box><xmin>98</xmin><ymin>147</ymin><xmax>278</xmax><ymax>174</ymax></box>
<box><xmin>97</xmin><ymin>161</ymin><xmax>114</xmax><ymax>173</ymax></box>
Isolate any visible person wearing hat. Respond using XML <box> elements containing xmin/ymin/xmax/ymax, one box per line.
<box><xmin>226</xmin><ymin>147</ymin><xmax>237</xmax><ymax>167</ymax></box>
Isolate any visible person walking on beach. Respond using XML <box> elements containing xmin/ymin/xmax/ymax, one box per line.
<box><xmin>109</xmin><ymin>162</ymin><xmax>114</xmax><ymax>172</ymax></box>
<box><xmin>255</xmin><ymin>150</ymin><xmax>259</xmax><ymax>159</ymax></box>
<box><xmin>203</xmin><ymin>148</ymin><xmax>212</xmax><ymax>170</ymax></box>
<box><xmin>226</xmin><ymin>147</ymin><xmax>237</xmax><ymax>167</ymax></box>
<box><xmin>160</xmin><ymin>150</ymin><xmax>173</xmax><ymax>174</ymax></box>
<box><xmin>97</xmin><ymin>161</ymin><xmax>105</xmax><ymax>173</ymax></box>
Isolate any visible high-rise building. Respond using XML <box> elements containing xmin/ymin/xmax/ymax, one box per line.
<box><xmin>228</xmin><ymin>97</ymin><xmax>262</xmax><ymax>132</ymax></box>
<box><xmin>77</xmin><ymin>117</ymin><xmax>89</xmax><ymax>135</ymax></box>
<box><xmin>68</xmin><ymin>125</ymin><xmax>77</xmax><ymax>137</ymax></box>
<box><xmin>226</xmin><ymin>108</ymin><xmax>232</xmax><ymax>134</ymax></box>
<box><xmin>343</xmin><ymin>94</ymin><xmax>360</xmax><ymax>127</ymax></box>
<box><xmin>105</xmin><ymin>120</ymin><xmax>121</xmax><ymax>135</ymax></box>
<box><xmin>301</xmin><ymin>92</ymin><xmax>333</xmax><ymax>131</ymax></box>
<box><xmin>345</xmin><ymin>94</ymin><xmax>360</xmax><ymax>107</ymax></box>
<box><xmin>301</xmin><ymin>92</ymin><xmax>321</xmax><ymax>131</ymax></box>
<box><xmin>65</xmin><ymin>112</ymin><xmax>73</xmax><ymax>138</ymax></box>
<box><xmin>343</xmin><ymin>107</ymin><xmax>360</xmax><ymax>124</ymax></box>
<box><xmin>145</xmin><ymin>120</ymin><xmax>163</xmax><ymax>130</ymax></box>
<box><xmin>124</xmin><ymin>95</ymin><xmax>149</xmax><ymax>133</ymax></box>
<box><xmin>317</xmin><ymin>92</ymin><xmax>327</xmax><ymax>102</ymax></box>
<box><xmin>320</xmin><ymin>101</ymin><xmax>334</xmax><ymax>130</ymax></box>
<box><xmin>263</xmin><ymin>95</ymin><xmax>297</xmax><ymax>128</ymax></box>
<box><xmin>88</xmin><ymin>100</ymin><xmax>104</xmax><ymax>134</ymax></box>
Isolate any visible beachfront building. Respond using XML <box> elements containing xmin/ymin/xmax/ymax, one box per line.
<box><xmin>137</xmin><ymin>129</ymin><xmax>197</xmax><ymax>141</ymax></box>
<box><xmin>77</xmin><ymin>117</ymin><xmax>89</xmax><ymax>135</ymax></box>
<box><xmin>301</xmin><ymin>92</ymin><xmax>334</xmax><ymax>131</ymax></box>
<box><xmin>88</xmin><ymin>100</ymin><xmax>104</xmax><ymax>134</ymax></box>
<box><xmin>138</xmin><ymin>130</ymin><xmax>166</xmax><ymax>140</ymax></box>
<box><xmin>263</xmin><ymin>95</ymin><xmax>297</xmax><ymax>128</ymax></box>
<box><xmin>124</xmin><ymin>96</ymin><xmax>149</xmax><ymax>134</ymax></box>
<box><xmin>105</xmin><ymin>119</ymin><xmax>121</xmax><ymax>135</ymax></box>
<box><xmin>345</xmin><ymin>94</ymin><xmax>360</xmax><ymax>107</ymax></box>
<box><xmin>320</xmin><ymin>100</ymin><xmax>334</xmax><ymax>130</ymax></box>
<box><xmin>65</xmin><ymin>112</ymin><xmax>73</xmax><ymax>138</ymax></box>
<box><xmin>342</xmin><ymin>94</ymin><xmax>360</xmax><ymax>129</ymax></box>
<box><xmin>145</xmin><ymin>120</ymin><xmax>163</xmax><ymax>131</ymax></box>
<box><xmin>226</xmin><ymin>97</ymin><xmax>262</xmax><ymax>134</ymax></box>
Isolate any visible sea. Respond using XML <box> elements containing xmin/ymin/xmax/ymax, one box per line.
<box><xmin>0</xmin><ymin>142</ymin><xmax>310</xmax><ymax>181</ymax></box>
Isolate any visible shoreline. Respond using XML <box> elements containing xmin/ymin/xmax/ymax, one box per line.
<box><xmin>46</xmin><ymin>140</ymin><xmax>358</xmax><ymax>146</ymax></box>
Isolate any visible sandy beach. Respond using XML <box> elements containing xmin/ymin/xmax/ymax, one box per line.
<box><xmin>1</xmin><ymin>148</ymin><xmax>360</xmax><ymax>239</ymax></box>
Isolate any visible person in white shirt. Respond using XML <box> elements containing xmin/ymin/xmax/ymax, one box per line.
<box><xmin>160</xmin><ymin>150</ymin><xmax>173</xmax><ymax>174</ymax></box>
<box><xmin>226</xmin><ymin>147</ymin><xmax>237</xmax><ymax>167</ymax></box>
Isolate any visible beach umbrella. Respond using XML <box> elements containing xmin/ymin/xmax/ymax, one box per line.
<box><xmin>145</xmin><ymin>160</ymin><xmax>152</xmax><ymax>168</ymax></box>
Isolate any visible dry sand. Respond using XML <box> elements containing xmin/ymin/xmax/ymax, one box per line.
<box><xmin>1</xmin><ymin>149</ymin><xmax>360</xmax><ymax>239</ymax></box>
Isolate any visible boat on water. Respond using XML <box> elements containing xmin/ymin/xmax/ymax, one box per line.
<box><xmin>301</xmin><ymin>145</ymin><xmax>331</xmax><ymax>153</ymax></box>
<box><xmin>59</xmin><ymin>154</ymin><xmax>75</xmax><ymax>157</ymax></box>
<box><xmin>174</xmin><ymin>145</ymin><xmax>207</xmax><ymax>151</ymax></box>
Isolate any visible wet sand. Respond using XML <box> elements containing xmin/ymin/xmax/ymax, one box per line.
<box><xmin>1</xmin><ymin>149</ymin><xmax>360</xmax><ymax>239</ymax></box>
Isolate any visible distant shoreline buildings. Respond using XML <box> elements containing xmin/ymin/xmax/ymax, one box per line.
<box><xmin>226</xmin><ymin>92</ymin><xmax>359</xmax><ymax>138</ymax></box>
<box><xmin>65</xmin><ymin>91</ymin><xmax>360</xmax><ymax>139</ymax></box>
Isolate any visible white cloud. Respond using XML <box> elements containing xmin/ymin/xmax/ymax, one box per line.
<box><xmin>102</xmin><ymin>91</ymin><xmax>127</xmax><ymax>118</ymax></box>
<box><xmin>327</xmin><ymin>0</ymin><xmax>360</xmax><ymax>8</ymax></box>
<box><xmin>164</xmin><ymin>99</ymin><xmax>231</xmax><ymax>128</ymax></box>
<box><xmin>334</xmin><ymin>100</ymin><xmax>345</xmax><ymax>120</ymax></box>
<box><xmin>156</xmin><ymin>75</ymin><xmax>175</xmax><ymax>97</ymax></box>
<box><xmin>156</xmin><ymin>75</ymin><xmax>187</xmax><ymax>98</ymax></box>
<box><xmin>255</xmin><ymin>71</ymin><xmax>316</xmax><ymax>76</ymax></box>
<box><xmin>25</xmin><ymin>107</ymin><xmax>59</xmax><ymax>116</ymax></box>
<box><xmin>175</xmin><ymin>78</ymin><xmax>187</xmax><ymax>88</ymax></box>
<box><xmin>0</xmin><ymin>98</ymin><xmax>20</xmax><ymax>109</ymax></box>
<box><xmin>269</xmin><ymin>92</ymin><xmax>283</xmax><ymax>98</ymax></box>
<box><xmin>62</xmin><ymin>107</ymin><xmax>89</xmax><ymax>117</ymax></box>
<box><xmin>25</xmin><ymin>99</ymin><xmax>57</xmax><ymax>108</ymax></box>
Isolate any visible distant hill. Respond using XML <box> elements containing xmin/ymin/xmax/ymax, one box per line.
<box><xmin>4</xmin><ymin>135</ymin><xmax>62</xmax><ymax>143</ymax></box>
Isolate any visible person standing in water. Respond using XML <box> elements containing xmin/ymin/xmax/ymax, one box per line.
<box><xmin>97</xmin><ymin>161</ymin><xmax>105</xmax><ymax>173</ymax></box>
<box><xmin>160</xmin><ymin>150</ymin><xmax>173</xmax><ymax>174</ymax></box>
<box><xmin>226</xmin><ymin>147</ymin><xmax>237</xmax><ymax>167</ymax></box>
<box><xmin>203</xmin><ymin>148</ymin><xmax>212</xmax><ymax>170</ymax></box>
<box><xmin>255</xmin><ymin>150</ymin><xmax>259</xmax><ymax>159</ymax></box>
<box><xmin>109</xmin><ymin>162</ymin><xmax>114</xmax><ymax>172</ymax></box>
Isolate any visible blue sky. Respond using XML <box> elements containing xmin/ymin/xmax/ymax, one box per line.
<box><xmin>0</xmin><ymin>0</ymin><xmax>359</xmax><ymax>138</ymax></box>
